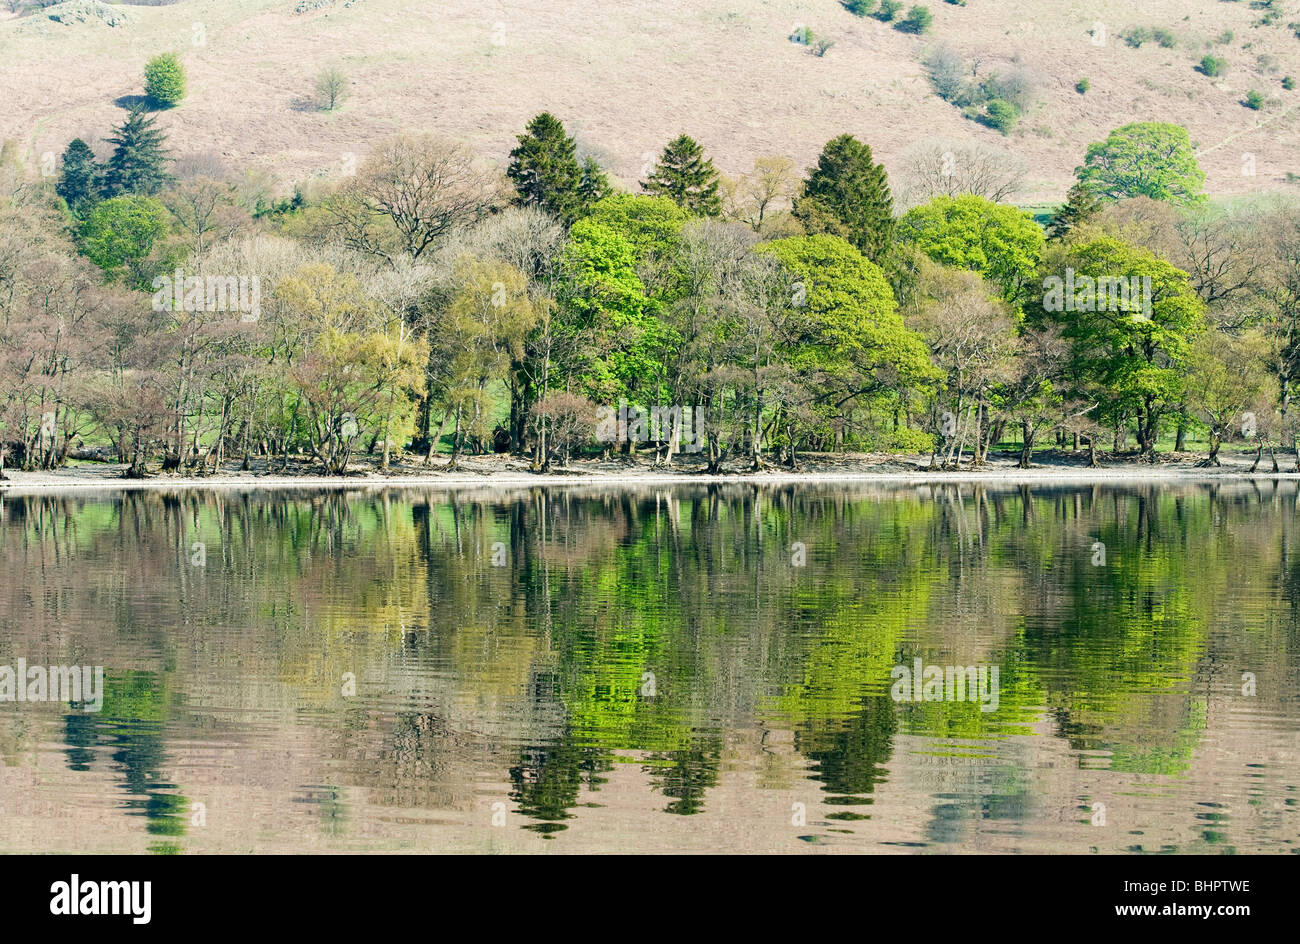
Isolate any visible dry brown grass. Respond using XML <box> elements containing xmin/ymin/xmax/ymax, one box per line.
<box><xmin>2</xmin><ymin>0</ymin><xmax>1298</xmax><ymax>204</ymax></box>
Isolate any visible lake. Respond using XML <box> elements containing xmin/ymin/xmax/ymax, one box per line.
<box><xmin>0</xmin><ymin>481</ymin><xmax>1296</xmax><ymax>854</ymax></box>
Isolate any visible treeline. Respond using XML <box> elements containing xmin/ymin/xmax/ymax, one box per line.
<box><xmin>0</xmin><ymin>107</ymin><xmax>1297</xmax><ymax>476</ymax></box>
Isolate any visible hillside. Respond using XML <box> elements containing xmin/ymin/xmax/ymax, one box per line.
<box><xmin>2</xmin><ymin>0</ymin><xmax>1299</xmax><ymax>204</ymax></box>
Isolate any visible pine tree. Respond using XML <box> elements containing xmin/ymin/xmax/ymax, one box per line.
<box><xmin>793</xmin><ymin>134</ymin><xmax>894</xmax><ymax>262</ymax></box>
<box><xmin>1047</xmin><ymin>181</ymin><xmax>1101</xmax><ymax>241</ymax></box>
<box><xmin>642</xmin><ymin>135</ymin><xmax>722</xmax><ymax>216</ymax></box>
<box><xmin>578</xmin><ymin>156</ymin><xmax>611</xmax><ymax>208</ymax></box>
<box><xmin>101</xmin><ymin>106</ymin><xmax>173</xmax><ymax>198</ymax></box>
<box><xmin>56</xmin><ymin>138</ymin><xmax>100</xmax><ymax>213</ymax></box>
<box><xmin>507</xmin><ymin>112</ymin><xmax>593</xmax><ymax>224</ymax></box>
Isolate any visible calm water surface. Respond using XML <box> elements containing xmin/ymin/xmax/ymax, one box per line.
<box><xmin>1</xmin><ymin>482</ymin><xmax>1297</xmax><ymax>854</ymax></box>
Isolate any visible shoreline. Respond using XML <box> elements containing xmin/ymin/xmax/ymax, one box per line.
<box><xmin>3</xmin><ymin>451</ymin><xmax>1299</xmax><ymax>494</ymax></box>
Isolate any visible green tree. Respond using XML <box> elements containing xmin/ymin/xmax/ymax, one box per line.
<box><xmin>1038</xmin><ymin>236</ymin><xmax>1206</xmax><ymax>458</ymax></box>
<box><xmin>78</xmin><ymin>195</ymin><xmax>170</xmax><ymax>287</ymax></box>
<box><xmin>507</xmin><ymin>112</ymin><xmax>602</xmax><ymax>224</ymax></box>
<box><xmin>102</xmin><ymin>106</ymin><xmax>173</xmax><ymax>197</ymax></box>
<box><xmin>1047</xmin><ymin>180</ymin><xmax>1102</xmax><ymax>241</ymax></box>
<box><xmin>144</xmin><ymin>53</ymin><xmax>187</xmax><ymax>108</ymax></box>
<box><xmin>793</xmin><ymin>134</ymin><xmax>895</xmax><ymax>263</ymax></box>
<box><xmin>757</xmin><ymin>234</ymin><xmax>937</xmax><ymax>456</ymax></box>
<box><xmin>315</xmin><ymin>67</ymin><xmax>348</xmax><ymax>111</ymax></box>
<box><xmin>642</xmin><ymin>135</ymin><xmax>722</xmax><ymax>217</ymax></box>
<box><xmin>1075</xmin><ymin>122</ymin><xmax>1206</xmax><ymax>207</ymax></box>
<box><xmin>898</xmin><ymin>194</ymin><xmax>1044</xmax><ymax>305</ymax></box>
<box><xmin>578</xmin><ymin>156</ymin><xmax>611</xmax><ymax>208</ymax></box>
<box><xmin>55</xmin><ymin>138</ymin><xmax>99</xmax><ymax>214</ymax></box>
<box><xmin>1185</xmin><ymin>329</ymin><xmax>1273</xmax><ymax>465</ymax></box>
<box><xmin>558</xmin><ymin>218</ymin><xmax>659</xmax><ymax>403</ymax></box>
<box><xmin>584</xmin><ymin>194</ymin><xmax>690</xmax><ymax>268</ymax></box>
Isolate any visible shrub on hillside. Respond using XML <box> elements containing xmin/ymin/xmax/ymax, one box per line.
<box><xmin>978</xmin><ymin>99</ymin><xmax>1019</xmax><ymax>134</ymax></box>
<box><xmin>1076</xmin><ymin>77</ymin><xmax>1091</xmax><ymax>94</ymax></box>
<box><xmin>896</xmin><ymin>4</ymin><xmax>932</xmax><ymax>33</ymax></box>
<box><xmin>923</xmin><ymin>45</ymin><xmax>970</xmax><ymax>103</ymax></box>
<box><xmin>1244</xmin><ymin>89</ymin><xmax>1264</xmax><ymax>109</ymax></box>
<box><xmin>875</xmin><ymin>0</ymin><xmax>902</xmax><ymax>21</ymax></box>
<box><xmin>841</xmin><ymin>0</ymin><xmax>875</xmax><ymax>16</ymax></box>
<box><xmin>982</xmin><ymin>69</ymin><xmax>1039</xmax><ymax>113</ymax></box>
<box><xmin>1122</xmin><ymin>27</ymin><xmax>1151</xmax><ymax>48</ymax></box>
<box><xmin>1199</xmin><ymin>55</ymin><xmax>1227</xmax><ymax>76</ymax></box>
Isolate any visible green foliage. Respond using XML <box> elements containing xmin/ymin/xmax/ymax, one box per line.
<box><xmin>642</xmin><ymin>134</ymin><xmax>722</xmax><ymax>217</ymax></box>
<box><xmin>585</xmin><ymin>194</ymin><xmax>690</xmax><ymax>265</ymax></box>
<box><xmin>1122</xmin><ymin>26</ymin><xmax>1151</xmax><ymax>48</ymax></box>
<box><xmin>507</xmin><ymin>112</ymin><xmax>607</xmax><ymax>224</ymax></box>
<box><xmin>1037</xmin><ymin>237</ymin><xmax>1206</xmax><ymax>456</ymax></box>
<box><xmin>758</xmin><ymin>234</ymin><xmax>937</xmax><ymax>398</ymax></box>
<box><xmin>810</xmin><ymin>37</ymin><xmax>836</xmax><ymax>56</ymax></box>
<box><xmin>875</xmin><ymin>0</ymin><xmax>902</xmax><ymax>21</ymax></box>
<box><xmin>925</xmin><ymin>46</ymin><xmax>1037</xmax><ymax>125</ymax></box>
<box><xmin>842</xmin><ymin>0</ymin><xmax>875</xmax><ymax>15</ymax></box>
<box><xmin>978</xmin><ymin>98</ymin><xmax>1019</xmax><ymax>134</ymax></box>
<box><xmin>1283</xmin><ymin>75</ymin><xmax>1296</xmax><ymax>90</ymax></box>
<box><xmin>101</xmin><ymin>105</ymin><xmax>173</xmax><ymax>198</ymax></box>
<box><xmin>898</xmin><ymin>195</ymin><xmax>1045</xmax><ymax>305</ymax></box>
<box><xmin>1076</xmin><ymin>77</ymin><xmax>1091</xmax><ymax>93</ymax></box>
<box><xmin>793</xmin><ymin>134</ymin><xmax>895</xmax><ymax>263</ymax></box>
<box><xmin>1047</xmin><ymin>181</ymin><xmax>1102</xmax><ymax>241</ymax></box>
<box><xmin>143</xmin><ymin>53</ymin><xmax>186</xmax><ymax>108</ymax></box>
<box><xmin>559</xmin><ymin>218</ymin><xmax>657</xmax><ymax>400</ymax></box>
<box><xmin>55</xmin><ymin>138</ymin><xmax>99</xmax><ymax>214</ymax></box>
<box><xmin>77</xmin><ymin>194</ymin><xmax>170</xmax><ymax>287</ymax></box>
<box><xmin>1199</xmin><ymin>54</ymin><xmax>1227</xmax><ymax>76</ymax></box>
<box><xmin>1244</xmin><ymin>89</ymin><xmax>1264</xmax><ymax>109</ymax></box>
<box><xmin>896</xmin><ymin>5</ymin><xmax>932</xmax><ymax>33</ymax></box>
<box><xmin>1075</xmin><ymin>122</ymin><xmax>1205</xmax><ymax>206</ymax></box>
<box><xmin>1153</xmin><ymin>28</ymin><xmax>1176</xmax><ymax>48</ymax></box>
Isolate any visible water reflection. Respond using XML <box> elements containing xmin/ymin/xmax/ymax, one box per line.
<box><xmin>0</xmin><ymin>481</ymin><xmax>1297</xmax><ymax>853</ymax></box>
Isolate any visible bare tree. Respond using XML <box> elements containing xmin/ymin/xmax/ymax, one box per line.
<box><xmin>721</xmin><ymin>156</ymin><xmax>800</xmax><ymax>236</ymax></box>
<box><xmin>325</xmin><ymin>134</ymin><xmax>505</xmax><ymax>264</ymax></box>
<box><xmin>162</xmin><ymin>177</ymin><xmax>250</xmax><ymax>255</ymax></box>
<box><xmin>895</xmin><ymin>139</ymin><xmax>1029</xmax><ymax>209</ymax></box>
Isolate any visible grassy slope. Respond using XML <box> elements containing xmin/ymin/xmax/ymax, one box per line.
<box><xmin>1</xmin><ymin>0</ymin><xmax>1298</xmax><ymax>203</ymax></box>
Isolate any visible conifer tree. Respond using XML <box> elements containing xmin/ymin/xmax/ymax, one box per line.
<box><xmin>56</xmin><ymin>138</ymin><xmax>99</xmax><ymax>213</ymax></box>
<box><xmin>102</xmin><ymin>106</ymin><xmax>173</xmax><ymax>197</ymax></box>
<box><xmin>1046</xmin><ymin>181</ymin><xmax>1101</xmax><ymax>241</ymax></box>
<box><xmin>642</xmin><ymin>134</ymin><xmax>722</xmax><ymax>216</ymax></box>
<box><xmin>507</xmin><ymin>112</ymin><xmax>599</xmax><ymax>224</ymax></box>
<box><xmin>578</xmin><ymin>156</ymin><xmax>611</xmax><ymax>208</ymax></box>
<box><xmin>793</xmin><ymin>134</ymin><xmax>894</xmax><ymax>262</ymax></box>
